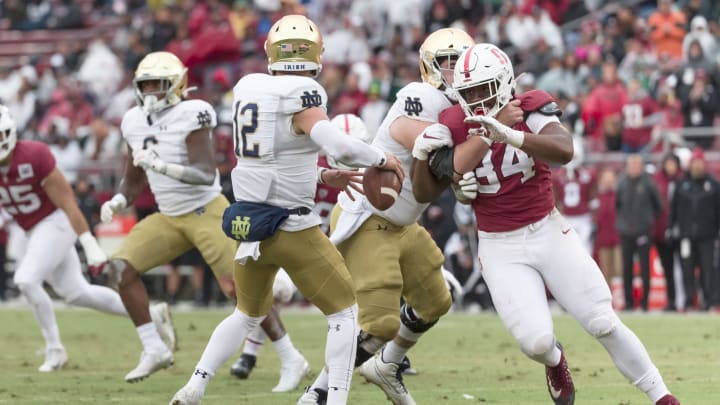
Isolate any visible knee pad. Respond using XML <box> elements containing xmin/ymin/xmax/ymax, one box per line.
<box><xmin>585</xmin><ymin>311</ymin><xmax>619</xmax><ymax>338</ymax></box>
<box><xmin>519</xmin><ymin>332</ymin><xmax>556</xmax><ymax>360</ymax></box>
<box><xmin>400</xmin><ymin>303</ymin><xmax>438</xmax><ymax>334</ymax></box>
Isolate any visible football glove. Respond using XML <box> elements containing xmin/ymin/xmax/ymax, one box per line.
<box><xmin>412</xmin><ymin>123</ymin><xmax>453</xmax><ymax>161</ymax></box>
<box><xmin>464</xmin><ymin>115</ymin><xmax>525</xmax><ymax>148</ymax></box>
<box><xmin>452</xmin><ymin>171</ymin><xmax>478</xmax><ymax>202</ymax></box>
<box><xmin>100</xmin><ymin>193</ymin><xmax>127</xmax><ymax>223</ymax></box>
<box><xmin>78</xmin><ymin>231</ymin><xmax>108</xmax><ymax>276</ymax></box>
<box><xmin>133</xmin><ymin>148</ymin><xmax>168</xmax><ymax>174</ymax></box>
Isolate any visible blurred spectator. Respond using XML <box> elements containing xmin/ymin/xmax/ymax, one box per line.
<box><xmin>536</xmin><ymin>57</ymin><xmax>574</xmax><ymax>97</ymax></box>
<box><xmin>506</xmin><ymin>5</ymin><xmax>563</xmax><ymax>56</ymax></box>
<box><xmin>616</xmin><ymin>154</ymin><xmax>663</xmax><ymax>311</ymax></box>
<box><xmin>677</xmin><ymin>68</ymin><xmax>718</xmax><ymax>149</ymax></box>
<box><xmin>653</xmin><ymin>152</ymin><xmax>682</xmax><ymax>311</ymax></box>
<box><xmin>621</xmin><ymin>78</ymin><xmax>660</xmax><ymax>152</ymax></box>
<box><xmin>77</xmin><ymin>39</ymin><xmax>124</xmax><ymax>109</ymax></box>
<box><xmin>213</xmin><ymin>125</ymin><xmax>236</xmax><ymax>204</ymax></box>
<box><xmin>331</xmin><ymin>64</ymin><xmax>368</xmax><ymax>116</ymax></box>
<box><xmin>581</xmin><ymin>61</ymin><xmax>628</xmax><ymax>151</ymax></box>
<box><xmin>17</xmin><ymin>0</ymin><xmax>51</xmax><ymax>31</ymax></box>
<box><xmin>670</xmin><ymin>148</ymin><xmax>720</xmax><ymax>310</ymax></box>
<box><xmin>148</xmin><ymin>6</ymin><xmax>176</xmax><ymax>52</ymax></box>
<box><xmin>359</xmin><ymin>80</ymin><xmax>390</xmax><ymax>138</ymax></box>
<box><xmin>38</xmin><ymin>83</ymin><xmax>94</xmax><ymax>139</ymax></box>
<box><xmin>595</xmin><ymin>167</ymin><xmax>622</xmax><ymax>288</ymax></box>
<box><xmin>82</xmin><ymin>117</ymin><xmax>123</xmax><ymax>161</ymax></box>
<box><xmin>323</xmin><ymin>16</ymin><xmax>371</xmax><ymax>65</ymax></box>
<box><xmin>48</xmin><ymin>124</ymin><xmax>83</xmax><ymax>184</ymax></box>
<box><xmin>681</xmin><ymin>15</ymin><xmax>716</xmax><ymax>60</ymax></box>
<box><xmin>648</xmin><ymin>0</ymin><xmax>687</xmax><ymax>60</ymax></box>
<box><xmin>45</xmin><ymin>0</ymin><xmax>84</xmax><ymax>30</ymax></box>
<box><xmin>1</xmin><ymin>65</ymin><xmax>38</xmax><ymax>133</ymax></box>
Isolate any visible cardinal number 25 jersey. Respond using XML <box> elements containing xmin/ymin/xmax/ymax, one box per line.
<box><xmin>230</xmin><ymin>73</ymin><xmax>328</xmax><ymax>232</ymax></box>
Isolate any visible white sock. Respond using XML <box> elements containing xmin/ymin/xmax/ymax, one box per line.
<box><xmin>273</xmin><ymin>334</ymin><xmax>300</xmax><ymax>365</ymax></box>
<box><xmin>325</xmin><ymin>304</ymin><xmax>358</xmax><ymax>404</ymax></box>
<box><xmin>68</xmin><ymin>286</ymin><xmax>127</xmax><ymax>316</ymax></box>
<box><xmin>189</xmin><ymin>308</ymin><xmax>265</xmax><ymax>391</ymax></box>
<box><xmin>311</xmin><ymin>367</ymin><xmax>329</xmax><ymax>391</ymax></box>
<box><xmin>242</xmin><ymin>324</ymin><xmax>266</xmax><ymax>356</ymax></box>
<box><xmin>597</xmin><ymin>322</ymin><xmax>669</xmax><ymax>402</ymax></box>
<box><xmin>19</xmin><ymin>283</ymin><xmax>63</xmax><ymax>349</ymax></box>
<box><xmin>136</xmin><ymin>322</ymin><xmax>167</xmax><ymax>353</ymax></box>
<box><xmin>381</xmin><ymin>341</ymin><xmax>408</xmax><ymax>364</ymax></box>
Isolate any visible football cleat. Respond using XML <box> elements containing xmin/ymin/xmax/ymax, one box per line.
<box><xmin>169</xmin><ymin>384</ymin><xmax>203</xmax><ymax>405</ymax></box>
<box><xmin>359</xmin><ymin>354</ymin><xmax>417</xmax><ymax>405</ymax></box>
<box><xmin>545</xmin><ymin>343</ymin><xmax>575</xmax><ymax>405</ymax></box>
<box><xmin>272</xmin><ymin>355</ymin><xmax>311</xmax><ymax>392</ymax></box>
<box><xmin>656</xmin><ymin>394</ymin><xmax>681</xmax><ymax>405</ymax></box>
<box><xmin>229</xmin><ymin>353</ymin><xmax>256</xmax><ymax>379</ymax></box>
<box><xmin>38</xmin><ymin>347</ymin><xmax>68</xmax><ymax>372</ymax></box>
<box><xmin>151</xmin><ymin>302</ymin><xmax>178</xmax><ymax>351</ymax></box>
<box><xmin>125</xmin><ymin>349</ymin><xmax>174</xmax><ymax>383</ymax></box>
<box><xmin>297</xmin><ymin>386</ymin><xmax>327</xmax><ymax>405</ymax></box>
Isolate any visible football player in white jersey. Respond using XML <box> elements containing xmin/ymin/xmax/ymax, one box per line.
<box><xmin>101</xmin><ymin>51</ymin><xmax>307</xmax><ymax>386</ymax></box>
<box><xmin>169</xmin><ymin>15</ymin><xmax>403</xmax><ymax>405</ymax></box>
<box><xmin>296</xmin><ymin>28</ymin><xmax>474</xmax><ymax>405</ymax></box>
<box><xmin>0</xmin><ymin>105</ymin><xmax>174</xmax><ymax>373</ymax></box>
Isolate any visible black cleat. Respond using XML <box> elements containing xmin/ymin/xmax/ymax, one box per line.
<box><xmin>230</xmin><ymin>354</ymin><xmax>256</xmax><ymax>379</ymax></box>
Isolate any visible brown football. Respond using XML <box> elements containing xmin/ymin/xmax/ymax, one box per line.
<box><xmin>363</xmin><ymin>167</ymin><xmax>402</xmax><ymax>211</ymax></box>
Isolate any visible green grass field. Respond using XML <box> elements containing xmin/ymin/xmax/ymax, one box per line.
<box><xmin>0</xmin><ymin>308</ymin><xmax>718</xmax><ymax>404</ymax></box>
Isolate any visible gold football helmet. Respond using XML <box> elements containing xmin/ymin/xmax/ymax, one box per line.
<box><xmin>265</xmin><ymin>14</ymin><xmax>324</xmax><ymax>76</ymax></box>
<box><xmin>133</xmin><ymin>51</ymin><xmax>188</xmax><ymax>115</ymax></box>
<box><xmin>419</xmin><ymin>28</ymin><xmax>475</xmax><ymax>89</ymax></box>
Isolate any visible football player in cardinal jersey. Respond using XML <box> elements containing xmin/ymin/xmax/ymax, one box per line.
<box><xmin>412</xmin><ymin>44</ymin><xmax>680</xmax><ymax>405</ymax></box>
<box><xmin>101</xmin><ymin>51</ymin><xmax>307</xmax><ymax>386</ymax></box>
<box><xmin>0</xmin><ymin>105</ymin><xmax>174</xmax><ymax>373</ymax></box>
<box><xmin>170</xmin><ymin>15</ymin><xmax>403</xmax><ymax>405</ymax></box>
<box><xmin>551</xmin><ymin>138</ymin><xmax>597</xmax><ymax>253</ymax></box>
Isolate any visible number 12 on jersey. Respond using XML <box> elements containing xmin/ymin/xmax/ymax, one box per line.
<box><xmin>233</xmin><ymin>101</ymin><xmax>260</xmax><ymax>158</ymax></box>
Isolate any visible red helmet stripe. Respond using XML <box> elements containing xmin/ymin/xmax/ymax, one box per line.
<box><xmin>463</xmin><ymin>45</ymin><xmax>474</xmax><ymax>79</ymax></box>
<box><xmin>344</xmin><ymin>114</ymin><xmax>350</xmax><ymax>135</ymax></box>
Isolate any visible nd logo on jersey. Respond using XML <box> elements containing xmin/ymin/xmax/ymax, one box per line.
<box><xmin>300</xmin><ymin>91</ymin><xmax>322</xmax><ymax>108</ymax></box>
<box><xmin>231</xmin><ymin>215</ymin><xmax>251</xmax><ymax>240</ymax></box>
<box><xmin>404</xmin><ymin>96</ymin><xmax>423</xmax><ymax>116</ymax></box>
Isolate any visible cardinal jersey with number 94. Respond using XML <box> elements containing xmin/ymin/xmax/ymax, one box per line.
<box><xmin>0</xmin><ymin>141</ymin><xmax>58</xmax><ymax>231</ymax></box>
<box><xmin>440</xmin><ymin>90</ymin><xmax>561</xmax><ymax>232</ymax></box>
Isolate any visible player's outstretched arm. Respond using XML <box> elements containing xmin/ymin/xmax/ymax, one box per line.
<box><xmin>133</xmin><ymin>128</ymin><xmax>216</xmax><ymax>185</ymax></box>
<box><xmin>43</xmin><ymin>168</ymin><xmax>107</xmax><ymax>267</ymax></box>
<box><xmin>294</xmin><ymin>106</ymin><xmax>404</xmax><ymax>182</ymax></box>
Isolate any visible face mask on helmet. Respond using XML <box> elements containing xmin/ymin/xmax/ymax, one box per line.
<box><xmin>418</xmin><ymin>28</ymin><xmax>475</xmax><ymax>98</ymax></box>
<box><xmin>326</xmin><ymin>114</ymin><xmax>371</xmax><ymax>170</ymax></box>
<box><xmin>265</xmin><ymin>15</ymin><xmax>324</xmax><ymax>77</ymax></box>
<box><xmin>453</xmin><ymin>44</ymin><xmax>515</xmax><ymax>118</ymax></box>
<box><xmin>133</xmin><ymin>51</ymin><xmax>188</xmax><ymax>115</ymax></box>
<box><xmin>0</xmin><ymin>105</ymin><xmax>17</xmax><ymax>162</ymax></box>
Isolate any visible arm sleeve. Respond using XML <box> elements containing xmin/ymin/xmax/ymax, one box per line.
<box><xmin>427</xmin><ymin>146</ymin><xmax>455</xmax><ymax>182</ymax></box>
<box><xmin>309</xmin><ymin>120</ymin><xmax>386</xmax><ymax>168</ymax></box>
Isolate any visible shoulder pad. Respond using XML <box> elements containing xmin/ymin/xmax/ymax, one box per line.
<box><xmin>539</xmin><ymin>102</ymin><xmax>562</xmax><ymax>117</ymax></box>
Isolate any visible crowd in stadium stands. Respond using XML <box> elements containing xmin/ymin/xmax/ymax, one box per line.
<box><xmin>1</xmin><ymin>0</ymin><xmax>720</xmax><ymax>311</ymax></box>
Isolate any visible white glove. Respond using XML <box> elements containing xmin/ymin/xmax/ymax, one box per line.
<box><xmin>78</xmin><ymin>231</ymin><xmax>108</xmax><ymax>273</ymax></box>
<box><xmin>133</xmin><ymin>148</ymin><xmax>168</xmax><ymax>173</ymax></box>
<box><xmin>464</xmin><ymin>115</ymin><xmax>525</xmax><ymax>148</ymax></box>
<box><xmin>100</xmin><ymin>193</ymin><xmax>127</xmax><ymax>223</ymax></box>
<box><xmin>412</xmin><ymin>123</ymin><xmax>454</xmax><ymax>160</ymax></box>
<box><xmin>452</xmin><ymin>171</ymin><xmax>478</xmax><ymax>202</ymax></box>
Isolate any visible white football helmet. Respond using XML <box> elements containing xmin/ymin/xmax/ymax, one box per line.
<box><xmin>327</xmin><ymin>114</ymin><xmax>372</xmax><ymax>169</ymax></box>
<box><xmin>0</xmin><ymin>105</ymin><xmax>18</xmax><ymax>161</ymax></box>
<box><xmin>133</xmin><ymin>51</ymin><xmax>188</xmax><ymax>115</ymax></box>
<box><xmin>453</xmin><ymin>43</ymin><xmax>515</xmax><ymax>118</ymax></box>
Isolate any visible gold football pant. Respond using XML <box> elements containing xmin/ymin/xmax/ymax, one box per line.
<box><xmin>233</xmin><ymin>226</ymin><xmax>356</xmax><ymax>317</ymax></box>
<box><xmin>331</xmin><ymin>208</ymin><xmax>451</xmax><ymax>341</ymax></box>
<box><xmin>111</xmin><ymin>195</ymin><xmax>234</xmax><ymax>280</ymax></box>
